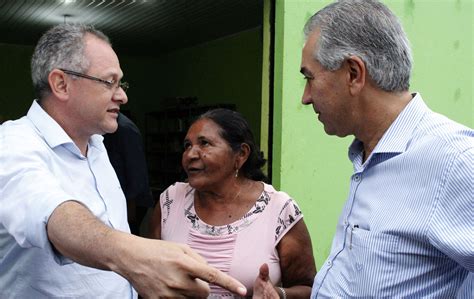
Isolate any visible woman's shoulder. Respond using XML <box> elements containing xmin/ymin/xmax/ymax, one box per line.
<box><xmin>262</xmin><ymin>182</ymin><xmax>296</xmax><ymax>205</ymax></box>
<box><xmin>160</xmin><ymin>182</ymin><xmax>194</xmax><ymax>224</ymax></box>
<box><xmin>256</xmin><ymin>183</ymin><xmax>304</xmax><ymax>244</ymax></box>
<box><xmin>164</xmin><ymin>181</ymin><xmax>193</xmax><ymax>192</ymax></box>
<box><xmin>261</xmin><ymin>182</ymin><xmax>303</xmax><ymax>218</ymax></box>
<box><xmin>161</xmin><ymin>182</ymin><xmax>194</xmax><ymax>202</ymax></box>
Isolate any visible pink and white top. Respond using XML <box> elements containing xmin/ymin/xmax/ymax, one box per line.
<box><xmin>159</xmin><ymin>182</ymin><xmax>304</xmax><ymax>298</ymax></box>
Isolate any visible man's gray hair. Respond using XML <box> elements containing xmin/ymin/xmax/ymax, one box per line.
<box><xmin>304</xmin><ymin>0</ymin><xmax>412</xmax><ymax>92</ymax></box>
<box><xmin>31</xmin><ymin>23</ymin><xmax>110</xmax><ymax>99</ymax></box>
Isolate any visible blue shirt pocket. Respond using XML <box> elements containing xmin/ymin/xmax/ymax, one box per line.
<box><xmin>348</xmin><ymin>227</ymin><xmax>400</xmax><ymax>296</ymax></box>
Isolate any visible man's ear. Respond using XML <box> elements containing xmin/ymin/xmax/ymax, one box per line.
<box><xmin>48</xmin><ymin>69</ymin><xmax>70</xmax><ymax>101</ymax></box>
<box><xmin>345</xmin><ymin>56</ymin><xmax>366</xmax><ymax>96</ymax></box>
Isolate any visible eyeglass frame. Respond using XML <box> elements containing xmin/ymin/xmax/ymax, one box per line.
<box><xmin>59</xmin><ymin>68</ymin><xmax>129</xmax><ymax>92</ymax></box>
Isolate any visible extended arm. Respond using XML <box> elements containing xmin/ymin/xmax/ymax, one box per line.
<box><xmin>47</xmin><ymin>201</ymin><xmax>246</xmax><ymax>297</ymax></box>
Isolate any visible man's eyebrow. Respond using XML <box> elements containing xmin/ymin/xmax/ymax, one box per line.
<box><xmin>300</xmin><ymin>67</ymin><xmax>312</xmax><ymax>77</ymax></box>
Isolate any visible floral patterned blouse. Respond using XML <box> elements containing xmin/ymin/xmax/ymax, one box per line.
<box><xmin>159</xmin><ymin>182</ymin><xmax>303</xmax><ymax>298</ymax></box>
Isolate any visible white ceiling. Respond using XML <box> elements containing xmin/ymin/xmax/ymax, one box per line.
<box><xmin>0</xmin><ymin>0</ymin><xmax>263</xmax><ymax>56</ymax></box>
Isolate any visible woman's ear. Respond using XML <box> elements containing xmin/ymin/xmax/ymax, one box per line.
<box><xmin>48</xmin><ymin>69</ymin><xmax>70</xmax><ymax>101</ymax></box>
<box><xmin>236</xmin><ymin>143</ymin><xmax>251</xmax><ymax>170</ymax></box>
<box><xmin>345</xmin><ymin>56</ymin><xmax>366</xmax><ymax>96</ymax></box>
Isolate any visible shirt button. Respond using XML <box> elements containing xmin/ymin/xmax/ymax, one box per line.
<box><xmin>343</xmin><ymin>220</ymin><xmax>348</xmax><ymax>226</ymax></box>
<box><xmin>327</xmin><ymin>261</ymin><xmax>332</xmax><ymax>267</ymax></box>
<box><xmin>353</xmin><ymin>174</ymin><xmax>361</xmax><ymax>182</ymax></box>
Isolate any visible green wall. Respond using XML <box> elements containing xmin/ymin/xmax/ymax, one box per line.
<box><xmin>273</xmin><ymin>0</ymin><xmax>473</xmax><ymax>268</ymax></box>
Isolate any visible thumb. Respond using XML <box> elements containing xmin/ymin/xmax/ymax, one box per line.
<box><xmin>258</xmin><ymin>263</ymin><xmax>270</xmax><ymax>281</ymax></box>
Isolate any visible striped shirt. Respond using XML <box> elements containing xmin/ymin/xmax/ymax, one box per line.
<box><xmin>311</xmin><ymin>93</ymin><xmax>473</xmax><ymax>298</ymax></box>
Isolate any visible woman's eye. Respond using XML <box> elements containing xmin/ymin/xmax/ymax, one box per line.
<box><xmin>183</xmin><ymin>142</ymin><xmax>191</xmax><ymax>149</ymax></box>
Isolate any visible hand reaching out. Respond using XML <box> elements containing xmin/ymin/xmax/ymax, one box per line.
<box><xmin>252</xmin><ymin>263</ymin><xmax>280</xmax><ymax>299</ymax></box>
<box><xmin>47</xmin><ymin>202</ymin><xmax>247</xmax><ymax>298</ymax></box>
<box><xmin>116</xmin><ymin>236</ymin><xmax>248</xmax><ymax>298</ymax></box>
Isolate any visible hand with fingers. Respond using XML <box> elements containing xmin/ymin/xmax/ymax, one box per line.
<box><xmin>252</xmin><ymin>263</ymin><xmax>280</xmax><ymax>299</ymax></box>
<box><xmin>115</xmin><ymin>236</ymin><xmax>247</xmax><ymax>298</ymax></box>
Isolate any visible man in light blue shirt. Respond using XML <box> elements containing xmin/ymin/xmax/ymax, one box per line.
<box><xmin>1</xmin><ymin>100</ymin><xmax>135</xmax><ymax>298</ymax></box>
<box><xmin>0</xmin><ymin>24</ymin><xmax>246</xmax><ymax>298</ymax></box>
<box><xmin>299</xmin><ymin>0</ymin><xmax>473</xmax><ymax>297</ymax></box>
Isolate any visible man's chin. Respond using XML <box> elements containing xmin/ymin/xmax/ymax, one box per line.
<box><xmin>102</xmin><ymin>123</ymin><xmax>119</xmax><ymax>135</ymax></box>
<box><xmin>323</xmin><ymin>126</ymin><xmax>348</xmax><ymax>138</ymax></box>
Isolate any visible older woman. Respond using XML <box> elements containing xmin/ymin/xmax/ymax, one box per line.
<box><xmin>149</xmin><ymin>108</ymin><xmax>316</xmax><ymax>298</ymax></box>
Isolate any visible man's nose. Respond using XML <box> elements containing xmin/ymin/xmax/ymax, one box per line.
<box><xmin>113</xmin><ymin>86</ymin><xmax>128</xmax><ymax>104</ymax></box>
<box><xmin>301</xmin><ymin>85</ymin><xmax>312</xmax><ymax>105</ymax></box>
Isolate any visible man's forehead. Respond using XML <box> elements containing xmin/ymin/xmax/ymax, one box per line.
<box><xmin>301</xmin><ymin>35</ymin><xmax>317</xmax><ymax>65</ymax></box>
<box><xmin>84</xmin><ymin>35</ymin><xmax>121</xmax><ymax>71</ymax></box>
<box><xmin>305</xmin><ymin>30</ymin><xmax>320</xmax><ymax>49</ymax></box>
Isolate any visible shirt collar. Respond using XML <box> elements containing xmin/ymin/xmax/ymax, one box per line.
<box><xmin>27</xmin><ymin>100</ymin><xmax>74</xmax><ymax>149</ymax></box>
<box><xmin>349</xmin><ymin>93</ymin><xmax>429</xmax><ymax>158</ymax></box>
<box><xmin>27</xmin><ymin>100</ymin><xmax>104</xmax><ymax>153</ymax></box>
<box><xmin>89</xmin><ymin>134</ymin><xmax>105</xmax><ymax>151</ymax></box>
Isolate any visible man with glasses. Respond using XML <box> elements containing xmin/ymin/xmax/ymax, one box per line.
<box><xmin>0</xmin><ymin>24</ymin><xmax>246</xmax><ymax>298</ymax></box>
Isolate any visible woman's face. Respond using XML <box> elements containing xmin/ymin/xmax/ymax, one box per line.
<box><xmin>182</xmin><ymin>119</ymin><xmax>238</xmax><ymax>191</ymax></box>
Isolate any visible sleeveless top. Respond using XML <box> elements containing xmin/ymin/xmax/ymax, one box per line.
<box><xmin>159</xmin><ymin>182</ymin><xmax>303</xmax><ymax>298</ymax></box>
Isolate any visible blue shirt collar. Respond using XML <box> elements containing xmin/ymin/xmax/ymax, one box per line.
<box><xmin>349</xmin><ymin>93</ymin><xmax>429</xmax><ymax>159</ymax></box>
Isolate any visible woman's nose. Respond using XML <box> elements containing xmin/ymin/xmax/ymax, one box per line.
<box><xmin>184</xmin><ymin>145</ymin><xmax>199</xmax><ymax>159</ymax></box>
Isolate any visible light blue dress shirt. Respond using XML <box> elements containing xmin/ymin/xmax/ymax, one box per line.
<box><xmin>0</xmin><ymin>101</ymin><xmax>136</xmax><ymax>298</ymax></box>
<box><xmin>311</xmin><ymin>94</ymin><xmax>473</xmax><ymax>298</ymax></box>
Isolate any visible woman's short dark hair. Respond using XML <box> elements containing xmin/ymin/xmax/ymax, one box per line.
<box><xmin>197</xmin><ymin>108</ymin><xmax>268</xmax><ymax>182</ymax></box>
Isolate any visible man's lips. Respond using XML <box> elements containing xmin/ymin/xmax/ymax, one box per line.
<box><xmin>107</xmin><ymin>108</ymin><xmax>120</xmax><ymax>114</ymax></box>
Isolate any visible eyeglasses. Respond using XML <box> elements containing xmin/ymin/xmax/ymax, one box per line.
<box><xmin>59</xmin><ymin>68</ymin><xmax>129</xmax><ymax>92</ymax></box>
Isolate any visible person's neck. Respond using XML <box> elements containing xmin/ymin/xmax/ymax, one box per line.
<box><xmin>196</xmin><ymin>177</ymin><xmax>250</xmax><ymax>206</ymax></box>
<box><xmin>354</xmin><ymin>90</ymin><xmax>413</xmax><ymax>162</ymax></box>
<box><xmin>40</xmin><ymin>98</ymin><xmax>90</xmax><ymax>156</ymax></box>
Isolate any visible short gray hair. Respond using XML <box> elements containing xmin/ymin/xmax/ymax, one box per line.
<box><xmin>304</xmin><ymin>0</ymin><xmax>412</xmax><ymax>92</ymax></box>
<box><xmin>31</xmin><ymin>24</ymin><xmax>110</xmax><ymax>99</ymax></box>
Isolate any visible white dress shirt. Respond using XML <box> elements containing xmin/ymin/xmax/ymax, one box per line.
<box><xmin>0</xmin><ymin>100</ymin><xmax>136</xmax><ymax>298</ymax></box>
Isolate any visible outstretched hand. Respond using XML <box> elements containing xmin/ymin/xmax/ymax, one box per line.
<box><xmin>47</xmin><ymin>201</ymin><xmax>247</xmax><ymax>298</ymax></box>
<box><xmin>252</xmin><ymin>263</ymin><xmax>279</xmax><ymax>299</ymax></box>
<box><xmin>118</xmin><ymin>236</ymin><xmax>247</xmax><ymax>298</ymax></box>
